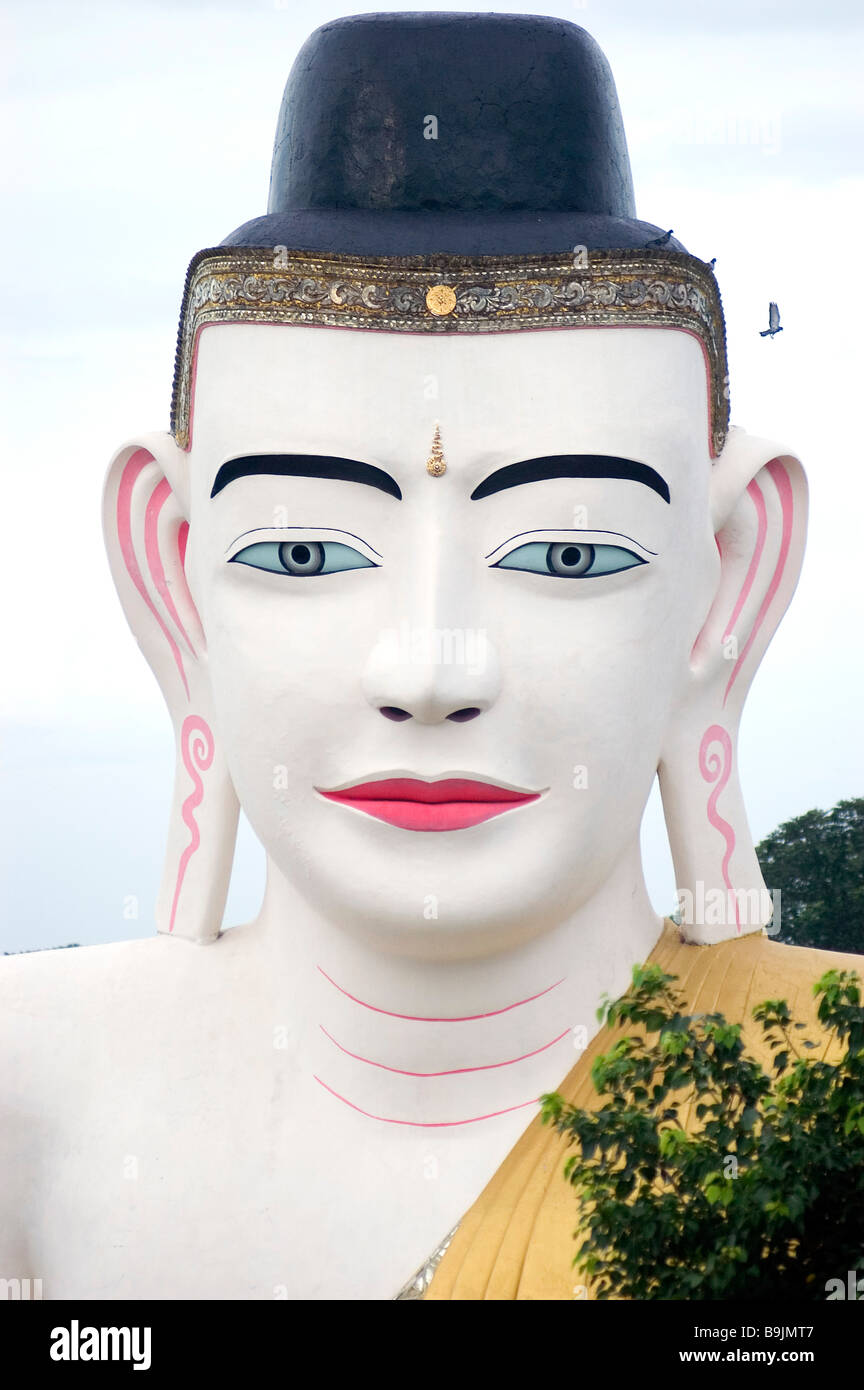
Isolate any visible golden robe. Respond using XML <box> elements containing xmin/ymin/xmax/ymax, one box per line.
<box><xmin>425</xmin><ymin>920</ymin><xmax>864</xmax><ymax>1300</ymax></box>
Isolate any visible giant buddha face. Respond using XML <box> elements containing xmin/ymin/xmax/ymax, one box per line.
<box><xmin>103</xmin><ymin>10</ymin><xmax>808</xmax><ymax>955</ymax></box>
<box><xmin>172</xmin><ymin>321</ymin><xmax>718</xmax><ymax>959</ymax></box>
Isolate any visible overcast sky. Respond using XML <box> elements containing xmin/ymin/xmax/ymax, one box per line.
<box><xmin>1</xmin><ymin>0</ymin><xmax>862</xmax><ymax>951</ymax></box>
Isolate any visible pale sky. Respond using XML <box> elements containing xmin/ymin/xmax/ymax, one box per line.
<box><xmin>1</xmin><ymin>0</ymin><xmax>862</xmax><ymax>951</ymax></box>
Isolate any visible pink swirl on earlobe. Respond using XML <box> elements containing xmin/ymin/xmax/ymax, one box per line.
<box><xmin>723</xmin><ymin>462</ymin><xmax>793</xmax><ymax>706</ymax></box>
<box><xmin>721</xmin><ymin>476</ymin><xmax>767</xmax><ymax>661</ymax></box>
<box><xmin>168</xmin><ymin>715</ymin><xmax>215</xmax><ymax>933</ymax></box>
<box><xmin>699</xmin><ymin>724</ymin><xmax>740</xmax><ymax>931</ymax></box>
<box><xmin>117</xmin><ymin>452</ymin><xmax>190</xmax><ymax>700</ymax></box>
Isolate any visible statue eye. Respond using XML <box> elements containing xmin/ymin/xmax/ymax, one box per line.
<box><xmin>230</xmin><ymin>540</ymin><xmax>376</xmax><ymax>576</ymax></box>
<box><xmin>493</xmin><ymin>541</ymin><xmax>646</xmax><ymax>578</ymax></box>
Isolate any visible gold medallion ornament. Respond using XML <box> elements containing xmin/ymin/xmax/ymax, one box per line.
<box><xmin>171</xmin><ymin>248</ymin><xmax>729</xmax><ymax>456</ymax></box>
<box><xmin>426</xmin><ymin>423</ymin><xmax>447</xmax><ymax>477</ymax></box>
<box><xmin>425</xmin><ymin>284</ymin><xmax>457</xmax><ymax>316</ymax></box>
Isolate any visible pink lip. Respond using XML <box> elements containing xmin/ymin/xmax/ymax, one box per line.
<box><xmin>316</xmin><ymin>778</ymin><xmax>542</xmax><ymax>831</ymax></box>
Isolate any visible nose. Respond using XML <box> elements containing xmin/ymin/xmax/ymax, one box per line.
<box><xmin>361</xmin><ymin>623</ymin><xmax>501</xmax><ymax>725</ymax></box>
<box><xmin>379</xmin><ymin>703</ymin><xmax>482</xmax><ymax>723</ymax></box>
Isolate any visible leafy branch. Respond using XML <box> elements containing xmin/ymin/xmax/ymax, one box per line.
<box><xmin>540</xmin><ymin>963</ymin><xmax>864</xmax><ymax>1299</ymax></box>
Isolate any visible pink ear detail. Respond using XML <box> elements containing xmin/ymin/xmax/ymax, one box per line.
<box><xmin>168</xmin><ymin>715</ymin><xmax>216</xmax><ymax>933</ymax></box>
<box><xmin>721</xmin><ymin>476</ymin><xmax>767</xmax><ymax>655</ymax></box>
<box><xmin>144</xmin><ymin>479</ymin><xmax>197</xmax><ymax>660</ymax></box>
<box><xmin>117</xmin><ymin>451</ymin><xmax>190</xmax><ymax>700</ymax></box>
<box><xmin>722</xmin><ymin>461</ymin><xmax>794</xmax><ymax>706</ymax></box>
<box><xmin>699</xmin><ymin>724</ymin><xmax>740</xmax><ymax>932</ymax></box>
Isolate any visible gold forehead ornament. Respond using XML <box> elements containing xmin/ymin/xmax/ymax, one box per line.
<box><xmin>426</xmin><ymin>424</ymin><xmax>447</xmax><ymax>476</ymax></box>
<box><xmin>425</xmin><ymin>284</ymin><xmax>457</xmax><ymax>317</ymax></box>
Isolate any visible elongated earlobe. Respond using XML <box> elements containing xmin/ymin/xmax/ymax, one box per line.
<box><xmin>659</xmin><ymin>433</ymin><xmax>807</xmax><ymax>943</ymax></box>
<box><xmin>103</xmin><ymin>438</ymin><xmax>240</xmax><ymax>943</ymax></box>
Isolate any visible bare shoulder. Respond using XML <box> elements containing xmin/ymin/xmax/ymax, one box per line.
<box><xmin>0</xmin><ymin>934</ymin><xmax>210</xmax><ymax>1138</ymax></box>
<box><xmin>0</xmin><ymin>930</ymin><xmax>250</xmax><ymax>1269</ymax></box>
<box><xmin>0</xmin><ymin>936</ymin><xmax>175</xmax><ymax>1028</ymax></box>
<box><xmin>0</xmin><ymin>924</ymin><xmax>257</xmax><ymax>1063</ymax></box>
<box><xmin>0</xmin><ymin>927</ymin><xmax>250</xmax><ymax>1011</ymax></box>
<box><xmin>0</xmin><ymin>943</ymin><xmax>182</xmax><ymax>1274</ymax></box>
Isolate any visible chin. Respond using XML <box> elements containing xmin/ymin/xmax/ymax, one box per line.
<box><xmin>259</xmin><ymin>806</ymin><xmax>631</xmax><ymax>962</ymax></box>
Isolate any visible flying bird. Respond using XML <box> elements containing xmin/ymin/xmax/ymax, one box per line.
<box><xmin>760</xmin><ymin>302</ymin><xmax>783</xmax><ymax>338</ymax></box>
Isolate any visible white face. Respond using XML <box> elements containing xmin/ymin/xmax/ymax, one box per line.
<box><xmin>184</xmin><ymin>323</ymin><xmax>718</xmax><ymax>959</ymax></box>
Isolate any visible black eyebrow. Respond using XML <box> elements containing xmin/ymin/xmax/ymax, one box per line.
<box><xmin>470</xmin><ymin>455</ymin><xmax>670</xmax><ymax>504</ymax></box>
<box><xmin>210</xmin><ymin>455</ymin><xmax>402</xmax><ymax>500</ymax></box>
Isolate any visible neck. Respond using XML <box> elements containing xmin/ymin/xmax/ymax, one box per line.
<box><xmin>250</xmin><ymin>844</ymin><xmax>663</xmax><ymax>1129</ymax></box>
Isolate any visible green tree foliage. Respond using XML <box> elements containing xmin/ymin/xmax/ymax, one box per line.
<box><xmin>540</xmin><ymin>962</ymin><xmax>864</xmax><ymax>1300</ymax></box>
<box><xmin>757</xmin><ymin>797</ymin><xmax>864</xmax><ymax>953</ymax></box>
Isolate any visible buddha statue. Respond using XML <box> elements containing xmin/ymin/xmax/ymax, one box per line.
<box><xmin>1</xmin><ymin>12</ymin><xmax>860</xmax><ymax>1302</ymax></box>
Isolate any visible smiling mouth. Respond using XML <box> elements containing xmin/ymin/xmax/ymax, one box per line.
<box><xmin>315</xmin><ymin>777</ymin><xmax>543</xmax><ymax>831</ymax></box>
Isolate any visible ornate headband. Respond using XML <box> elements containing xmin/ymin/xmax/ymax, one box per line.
<box><xmin>171</xmin><ymin>247</ymin><xmax>728</xmax><ymax>455</ymax></box>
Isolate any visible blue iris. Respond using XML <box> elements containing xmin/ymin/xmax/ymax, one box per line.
<box><xmin>494</xmin><ymin>541</ymin><xmax>645</xmax><ymax>579</ymax></box>
<box><xmin>230</xmin><ymin>540</ymin><xmax>375</xmax><ymax>577</ymax></box>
